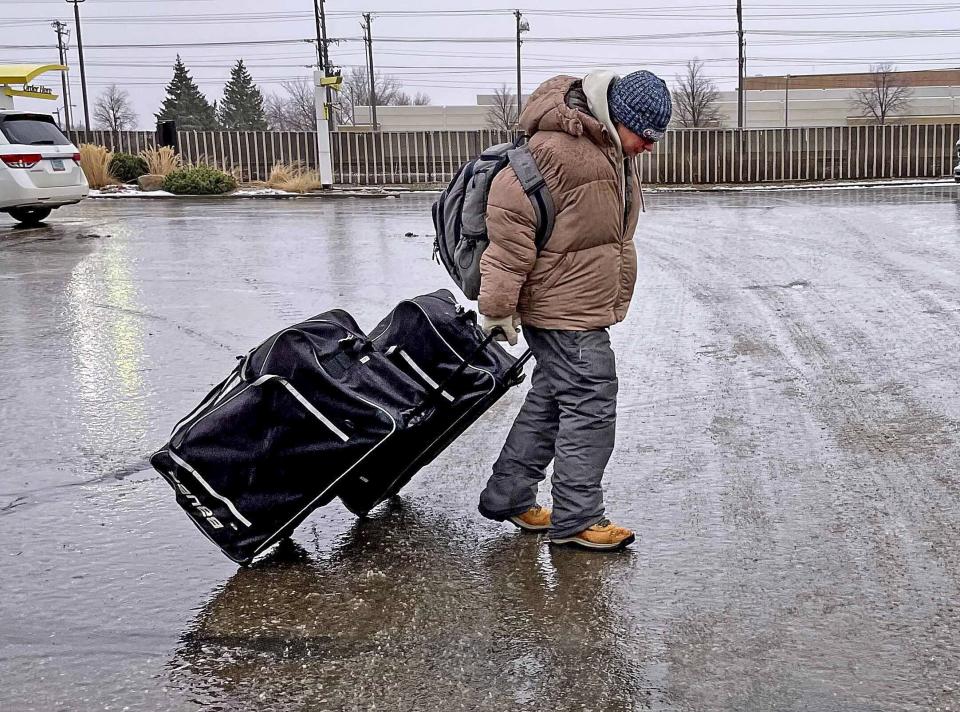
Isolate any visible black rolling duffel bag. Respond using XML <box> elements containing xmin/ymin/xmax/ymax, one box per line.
<box><xmin>150</xmin><ymin>289</ymin><xmax>529</xmax><ymax>564</ymax></box>
<box><xmin>337</xmin><ymin>290</ymin><xmax>527</xmax><ymax>516</ymax></box>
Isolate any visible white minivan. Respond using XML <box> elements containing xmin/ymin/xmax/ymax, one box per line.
<box><xmin>0</xmin><ymin>111</ymin><xmax>88</xmax><ymax>226</ymax></box>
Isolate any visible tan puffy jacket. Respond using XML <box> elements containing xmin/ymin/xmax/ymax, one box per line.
<box><xmin>478</xmin><ymin>73</ymin><xmax>642</xmax><ymax>331</ymax></box>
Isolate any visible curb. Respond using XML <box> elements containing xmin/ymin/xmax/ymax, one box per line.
<box><xmin>647</xmin><ymin>178</ymin><xmax>956</xmax><ymax>194</ymax></box>
<box><xmin>88</xmin><ymin>178</ymin><xmax>956</xmax><ymax>200</ymax></box>
<box><xmin>89</xmin><ymin>190</ymin><xmax>406</xmax><ymax>200</ymax></box>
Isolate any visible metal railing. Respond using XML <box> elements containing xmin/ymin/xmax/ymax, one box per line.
<box><xmin>68</xmin><ymin>129</ymin><xmax>316</xmax><ymax>182</ymax></box>
<box><xmin>69</xmin><ymin>124</ymin><xmax>960</xmax><ymax>185</ymax></box>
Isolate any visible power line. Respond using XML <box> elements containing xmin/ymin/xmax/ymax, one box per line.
<box><xmin>12</xmin><ymin>27</ymin><xmax>960</xmax><ymax>53</ymax></box>
<box><xmin>0</xmin><ymin>38</ymin><xmax>314</xmax><ymax>50</ymax></box>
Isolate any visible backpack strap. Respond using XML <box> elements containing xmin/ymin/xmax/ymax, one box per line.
<box><xmin>507</xmin><ymin>145</ymin><xmax>556</xmax><ymax>255</ymax></box>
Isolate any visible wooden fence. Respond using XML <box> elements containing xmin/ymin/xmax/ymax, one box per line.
<box><xmin>69</xmin><ymin>124</ymin><xmax>960</xmax><ymax>185</ymax></box>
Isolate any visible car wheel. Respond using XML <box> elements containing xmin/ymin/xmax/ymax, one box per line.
<box><xmin>8</xmin><ymin>207</ymin><xmax>53</xmax><ymax>225</ymax></box>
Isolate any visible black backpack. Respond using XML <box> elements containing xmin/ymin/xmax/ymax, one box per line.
<box><xmin>432</xmin><ymin>136</ymin><xmax>555</xmax><ymax>300</ymax></box>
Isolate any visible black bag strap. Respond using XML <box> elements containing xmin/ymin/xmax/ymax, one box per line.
<box><xmin>506</xmin><ymin>145</ymin><xmax>556</xmax><ymax>254</ymax></box>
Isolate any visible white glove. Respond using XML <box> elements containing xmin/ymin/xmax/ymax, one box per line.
<box><xmin>481</xmin><ymin>314</ymin><xmax>519</xmax><ymax>346</ymax></box>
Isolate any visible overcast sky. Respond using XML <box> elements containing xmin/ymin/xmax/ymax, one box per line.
<box><xmin>3</xmin><ymin>0</ymin><xmax>958</xmax><ymax>129</ymax></box>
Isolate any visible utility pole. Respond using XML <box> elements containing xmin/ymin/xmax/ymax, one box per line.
<box><xmin>312</xmin><ymin>0</ymin><xmax>323</xmax><ymax>66</ymax></box>
<box><xmin>51</xmin><ymin>21</ymin><xmax>71</xmax><ymax>131</ymax></box>
<box><xmin>737</xmin><ymin>0</ymin><xmax>745</xmax><ymax>129</ymax></box>
<box><xmin>742</xmin><ymin>39</ymin><xmax>747</xmax><ymax>127</ymax></box>
<box><xmin>319</xmin><ymin>0</ymin><xmax>330</xmax><ymax>74</ymax></box>
<box><xmin>65</xmin><ymin>0</ymin><xmax>90</xmax><ymax>131</ymax></box>
<box><xmin>362</xmin><ymin>12</ymin><xmax>377</xmax><ymax>131</ymax></box>
<box><xmin>515</xmin><ymin>10</ymin><xmax>529</xmax><ymax>122</ymax></box>
<box><xmin>318</xmin><ymin>0</ymin><xmax>335</xmax><ymax>130</ymax></box>
<box><xmin>784</xmin><ymin>74</ymin><xmax>791</xmax><ymax>128</ymax></box>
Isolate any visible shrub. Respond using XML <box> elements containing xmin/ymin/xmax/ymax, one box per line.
<box><xmin>267</xmin><ymin>162</ymin><xmax>323</xmax><ymax>193</ymax></box>
<box><xmin>162</xmin><ymin>165</ymin><xmax>238</xmax><ymax>195</ymax></box>
<box><xmin>139</xmin><ymin>146</ymin><xmax>181</xmax><ymax>176</ymax></box>
<box><xmin>78</xmin><ymin>144</ymin><xmax>118</xmax><ymax>189</ymax></box>
<box><xmin>108</xmin><ymin>152</ymin><xmax>149</xmax><ymax>183</ymax></box>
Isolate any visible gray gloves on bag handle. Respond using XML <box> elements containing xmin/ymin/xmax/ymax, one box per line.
<box><xmin>480</xmin><ymin>313</ymin><xmax>521</xmax><ymax>347</ymax></box>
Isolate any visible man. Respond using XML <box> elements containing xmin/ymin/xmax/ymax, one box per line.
<box><xmin>477</xmin><ymin>69</ymin><xmax>672</xmax><ymax>551</ymax></box>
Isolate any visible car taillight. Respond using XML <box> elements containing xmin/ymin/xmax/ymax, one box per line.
<box><xmin>72</xmin><ymin>152</ymin><xmax>81</xmax><ymax>162</ymax></box>
<box><xmin>1</xmin><ymin>153</ymin><xmax>42</xmax><ymax>169</ymax></box>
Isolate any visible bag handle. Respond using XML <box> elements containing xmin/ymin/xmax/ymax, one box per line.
<box><xmin>239</xmin><ymin>331</ymin><xmax>370</xmax><ymax>383</ymax></box>
<box><xmin>411</xmin><ymin>328</ymin><xmax>531</xmax><ymax>416</ymax></box>
<box><xmin>505</xmin><ymin>348</ymin><xmax>533</xmax><ymax>385</ymax></box>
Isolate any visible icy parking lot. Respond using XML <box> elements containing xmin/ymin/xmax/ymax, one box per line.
<box><xmin>1</xmin><ymin>187</ymin><xmax>959</xmax><ymax>711</ymax></box>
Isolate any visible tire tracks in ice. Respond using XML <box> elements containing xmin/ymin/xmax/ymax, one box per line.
<box><xmin>240</xmin><ymin>275</ymin><xmax>307</xmax><ymax>323</ymax></box>
<box><xmin>0</xmin><ymin>455</ymin><xmax>157</xmax><ymax>516</ymax></box>
<box><xmin>641</xmin><ymin>203</ymin><xmax>960</xmax><ymax>709</ymax></box>
<box><xmin>90</xmin><ymin>302</ymin><xmax>237</xmax><ymax>351</ymax></box>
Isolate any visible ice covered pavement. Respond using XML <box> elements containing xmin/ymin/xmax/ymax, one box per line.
<box><xmin>1</xmin><ymin>186</ymin><xmax>959</xmax><ymax>710</ymax></box>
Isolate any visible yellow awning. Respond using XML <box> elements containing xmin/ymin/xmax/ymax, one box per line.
<box><xmin>0</xmin><ymin>64</ymin><xmax>67</xmax><ymax>85</ymax></box>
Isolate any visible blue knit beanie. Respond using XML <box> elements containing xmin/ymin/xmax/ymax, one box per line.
<box><xmin>608</xmin><ymin>70</ymin><xmax>672</xmax><ymax>141</ymax></box>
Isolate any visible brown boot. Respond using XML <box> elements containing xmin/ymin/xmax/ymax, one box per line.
<box><xmin>550</xmin><ymin>519</ymin><xmax>635</xmax><ymax>551</ymax></box>
<box><xmin>509</xmin><ymin>505</ymin><xmax>551</xmax><ymax>532</ymax></box>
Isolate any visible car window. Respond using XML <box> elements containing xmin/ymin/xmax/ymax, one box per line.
<box><xmin>0</xmin><ymin>116</ymin><xmax>71</xmax><ymax>146</ymax></box>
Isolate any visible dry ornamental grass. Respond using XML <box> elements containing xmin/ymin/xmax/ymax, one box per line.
<box><xmin>78</xmin><ymin>144</ymin><xmax>118</xmax><ymax>189</ymax></box>
<box><xmin>139</xmin><ymin>146</ymin><xmax>182</xmax><ymax>176</ymax></box>
<box><xmin>267</xmin><ymin>162</ymin><xmax>323</xmax><ymax>193</ymax></box>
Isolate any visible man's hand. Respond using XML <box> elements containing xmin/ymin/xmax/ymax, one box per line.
<box><xmin>481</xmin><ymin>314</ymin><xmax>519</xmax><ymax>346</ymax></box>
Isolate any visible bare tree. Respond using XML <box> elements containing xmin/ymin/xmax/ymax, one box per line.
<box><xmin>335</xmin><ymin>66</ymin><xmax>427</xmax><ymax>124</ymax></box>
<box><xmin>672</xmin><ymin>60</ymin><xmax>723</xmax><ymax>128</ymax></box>
<box><xmin>264</xmin><ymin>93</ymin><xmax>291</xmax><ymax>130</ymax></box>
<box><xmin>93</xmin><ymin>84</ymin><xmax>137</xmax><ymax>131</ymax></box>
<box><xmin>264</xmin><ymin>79</ymin><xmax>316</xmax><ymax>131</ymax></box>
<box><xmin>853</xmin><ymin>63</ymin><xmax>912</xmax><ymax>125</ymax></box>
<box><xmin>392</xmin><ymin>90</ymin><xmax>432</xmax><ymax>106</ymax></box>
<box><xmin>263</xmin><ymin>71</ymin><xmax>428</xmax><ymax>129</ymax></box>
<box><xmin>486</xmin><ymin>84</ymin><xmax>518</xmax><ymax>131</ymax></box>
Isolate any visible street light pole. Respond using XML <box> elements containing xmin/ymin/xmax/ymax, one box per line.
<box><xmin>65</xmin><ymin>0</ymin><xmax>90</xmax><ymax>132</ymax></box>
<box><xmin>51</xmin><ymin>21</ymin><xmax>71</xmax><ymax>131</ymax></box>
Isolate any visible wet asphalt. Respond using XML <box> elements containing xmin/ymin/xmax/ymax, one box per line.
<box><xmin>1</xmin><ymin>186</ymin><xmax>959</xmax><ymax>711</ymax></box>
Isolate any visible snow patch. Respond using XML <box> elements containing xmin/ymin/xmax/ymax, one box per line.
<box><xmin>233</xmin><ymin>187</ymin><xmax>296</xmax><ymax>197</ymax></box>
<box><xmin>89</xmin><ymin>188</ymin><xmax>174</xmax><ymax>198</ymax></box>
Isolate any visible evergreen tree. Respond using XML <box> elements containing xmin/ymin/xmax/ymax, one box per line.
<box><xmin>156</xmin><ymin>55</ymin><xmax>219</xmax><ymax>130</ymax></box>
<box><xmin>217</xmin><ymin>59</ymin><xmax>268</xmax><ymax>130</ymax></box>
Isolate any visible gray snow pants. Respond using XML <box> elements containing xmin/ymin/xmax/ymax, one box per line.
<box><xmin>478</xmin><ymin>325</ymin><xmax>618</xmax><ymax>539</ymax></box>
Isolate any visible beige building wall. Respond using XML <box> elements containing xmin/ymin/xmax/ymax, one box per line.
<box><xmin>353</xmin><ymin>86</ymin><xmax>960</xmax><ymax>132</ymax></box>
<box><xmin>354</xmin><ymin>105</ymin><xmax>491</xmax><ymax>131</ymax></box>
<box><xmin>719</xmin><ymin>86</ymin><xmax>960</xmax><ymax>128</ymax></box>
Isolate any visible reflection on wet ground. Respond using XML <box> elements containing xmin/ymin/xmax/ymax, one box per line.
<box><xmin>2</xmin><ymin>188</ymin><xmax>959</xmax><ymax>710</ymax></box>
<box><xmin>175</xmin><ymin>500</ymin><xmax>650</xmax><ymax>710</ymax></box>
